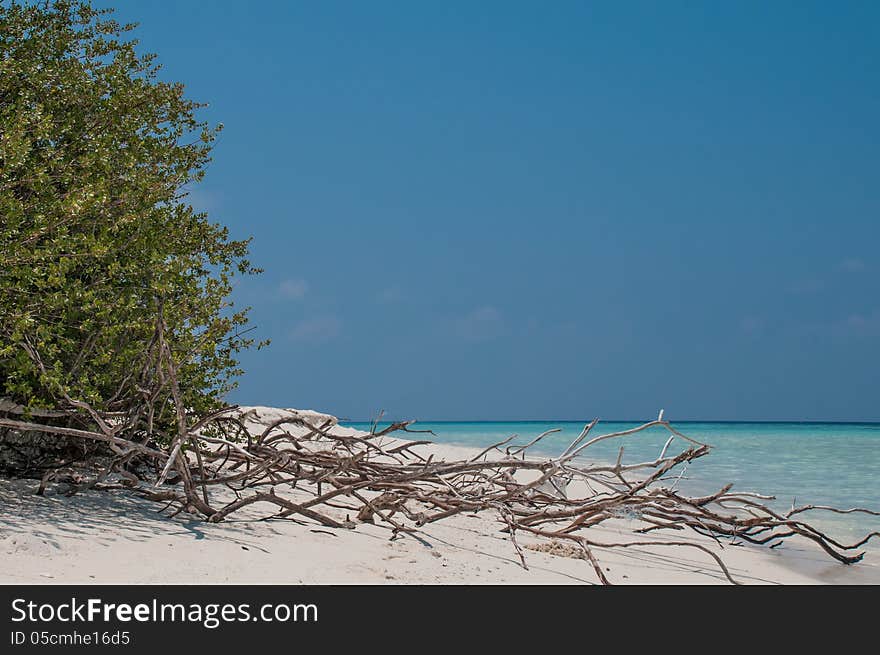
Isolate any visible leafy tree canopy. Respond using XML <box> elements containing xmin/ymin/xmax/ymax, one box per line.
<box><xmin>0</xmin><ymin>0</ymin><xmax>262</xmax><ymax>426</ymax></box>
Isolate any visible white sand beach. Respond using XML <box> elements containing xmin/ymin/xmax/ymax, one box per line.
<box><xmin>1</xmin><ymin>407</ymin><xmax>877</xmax><ymax>585</ymax></box>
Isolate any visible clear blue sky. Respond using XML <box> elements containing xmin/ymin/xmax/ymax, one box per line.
<box><xmin>101</xmin><ymin>1</ymin><xmax>878</xmax><ymax>421</ymax></box>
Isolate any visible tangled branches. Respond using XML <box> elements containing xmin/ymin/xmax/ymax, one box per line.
<box><xmin>1</xmin><ymin>319</ymin><xmax>877</xmax><ymax>585</ymax></box>
<box><xmin>2</xmin><ymin>401</ymin><xmax>879</xmax><ymax>585</ymax></box>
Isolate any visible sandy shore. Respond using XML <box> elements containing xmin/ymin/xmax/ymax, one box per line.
<box><xmin>1</xmin><ymin>407</ymin><xmax>878</xmax><ymax>585</ymax></box>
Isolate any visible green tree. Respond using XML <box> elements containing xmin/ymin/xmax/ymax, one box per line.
<box><xmin>0</xmin><ymin>0</ymin><xmax>262</xmax><ymax>432</ymax></box>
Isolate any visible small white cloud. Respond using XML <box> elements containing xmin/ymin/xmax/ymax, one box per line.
<box><xmin>184</xmin><ymin>187</ymin><xmax>220</xmax><ymax>213</ymax></box>
<box><xmin>841</xmin><ymin>258</ymin><xmax>867</xmax><ymax>273</ymax></box>
<box><xmin>453</xmin><ymin>306</ymin><xmax>503</xmax><ymax>341</ymax></box>
<box><xmin>289</xmin><ymin>316</ymin><xmax>341</xmax><ymax>343</ymax></box>
<box><xmin>279</xmin><ymin>278</ymin><xmax>309</xmax><ymax>300</ymax></box>
<box><xmin>790</xmin><ymin>277</ymin><xmax>826</xmax><ymax>294</ymax></box>
<box><xmin>845</xmin><ymin>311</ymin><xmax>880</xmax><ymax>335</ymax></box>
<box><xmin>739</xmin><ymin>316</ymin><xmax>764</xmax><ymax>335</ymax></box>
<box><xmin>377</xmin><ymin>286</ymin><xmax>403</xmax><ymax>304</ymax></box>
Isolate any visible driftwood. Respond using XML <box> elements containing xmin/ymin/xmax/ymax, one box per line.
<box><xmin>2</xmin><ymin>316</ymin><xmax>878</xmax><ymax>585</ymax></box>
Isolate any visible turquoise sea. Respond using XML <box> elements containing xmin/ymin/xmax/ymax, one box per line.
<box><xmin>344</xmin><ymin>420</ymin><xmax>880</xmax><ymax>549</ymax></box>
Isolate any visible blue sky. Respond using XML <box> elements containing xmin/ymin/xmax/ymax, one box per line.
<box><xmin>102</xmin><ymin>1</ymin><xmax>878</xmax><ymax>421</ymax></box>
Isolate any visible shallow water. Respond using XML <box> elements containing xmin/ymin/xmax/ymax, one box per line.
<box><xmin>344</xmin><ymin>420</ymin><xmax>880</xmax><ymax>548</ymax></box>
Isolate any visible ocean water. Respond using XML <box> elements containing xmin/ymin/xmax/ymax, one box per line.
<box><xmin>344</xmin><ymin>420</ymin><xmax>880</xmax><ymax>549</ymax></box>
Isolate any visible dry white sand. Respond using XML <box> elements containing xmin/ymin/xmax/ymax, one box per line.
<box><xmin>1</xmin><ymin>406</ymin><xmax>877</xmax><ymax>585</ymax></box>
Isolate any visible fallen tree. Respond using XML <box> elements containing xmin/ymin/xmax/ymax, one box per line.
<box><xmin>2</xmin><ymin>317</ymin><xmax>877</xmax><ymax>585</ymax></box>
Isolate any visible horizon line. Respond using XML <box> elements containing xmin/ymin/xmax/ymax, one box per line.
<box><xmin>338</xmin><ymin>418</ymin><xmax>880</xmax><ymax>426</ymax></box>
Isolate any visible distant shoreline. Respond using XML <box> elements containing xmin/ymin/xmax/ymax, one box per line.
<box><xmin>341</xmin><ymin>419</ymin><xmax>880</xmax><ymax>426</ymax></box>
